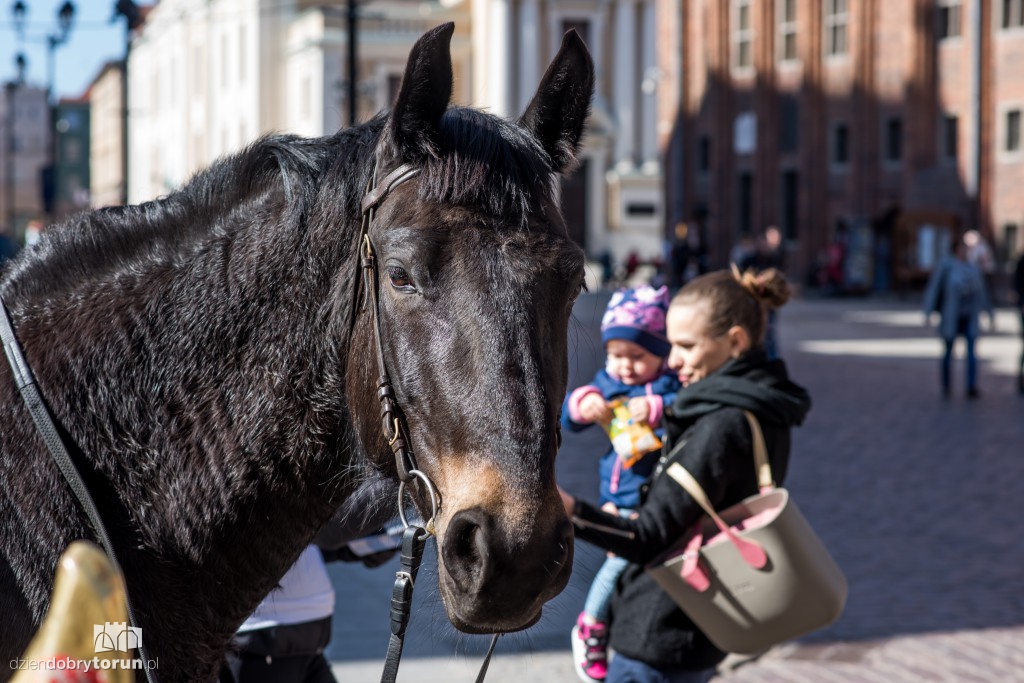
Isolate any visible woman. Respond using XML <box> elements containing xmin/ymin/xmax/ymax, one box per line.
<box><xmin>560</xmin><ymin>267</ymin><xmax>812</xmax><ymax>683</ymax></box>
<box><xmin>922</xmin><ymin>239</ymin><xmax>994</xmax><ymax>399</ymax></box>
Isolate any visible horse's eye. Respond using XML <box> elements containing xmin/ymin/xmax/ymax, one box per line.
<box><xmin>388</xmin><ymin>266</ymin><xmax>414</xmax><ymax>290</ymax></box>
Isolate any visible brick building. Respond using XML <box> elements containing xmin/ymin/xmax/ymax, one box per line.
<box><xmin>663</xmin><ymin>0</ymin><xmax>1024</xmax><ymax>290</ymax></box>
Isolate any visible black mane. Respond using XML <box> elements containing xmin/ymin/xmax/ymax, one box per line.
<box><xmin>3</xmin><ymin>106</ymin><xmax>554</xmax><ymax>304</ymax></box>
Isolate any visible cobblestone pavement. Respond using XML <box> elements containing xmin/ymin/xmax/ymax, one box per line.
<box><xmin>328</xmin><ymin>294</ymin><xmax>1024</xmax><ymax>682</ymax></box>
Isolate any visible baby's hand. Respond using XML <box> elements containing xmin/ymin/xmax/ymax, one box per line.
<box><xmin>600</xmin><ymin>502</ymin><xmax>619</xmax><ymax>515</ymax></box>
<box><xmin>627</xmin><ymin>397</ymin><xmax>650</xmax><ymax>423</ymax></box>
<box><xmin>579</xmin><ymin>394</ymin><xmax>612</xmax><ymax>424</ymax></box>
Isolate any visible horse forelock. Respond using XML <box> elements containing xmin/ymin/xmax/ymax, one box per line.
<box><xmin>415</xmin><ymin>107</ymin><xmax>556</xmax><ymax>221</ymax></box>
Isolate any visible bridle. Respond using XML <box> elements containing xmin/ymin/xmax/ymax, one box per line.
<box><xmin>355</xmin><ymin>161</ymin><xmax>499</xmax><ymax>683</ymax></box>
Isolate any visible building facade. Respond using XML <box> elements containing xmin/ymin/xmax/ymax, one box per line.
<box><xmin>89</xmin><ymin>61</ymin><xmax>127</xmax><ymax>209</ymax></box>
<box><xmin>0</xmin><ymin>84</ymin><xmax>49</xmax><ymax>243</ymax></box>
<box><xmin>110</xmin><ymin>0</ymin><xmax>667</xmax><ymax>266</ymax></box>
<box><xmin>668</xmin><ymin>0</ymin><xmax>1024</xmax><ymax>289</ymax></box>
<box><xmin>125</xmin><ymin>0</ymin><xmax>470</xmax><ymax>204</ymax></box>
<box><xmin>472</xmin><ymin>0</ymin><xmax>667</xmax><ymax>264</ymax></box>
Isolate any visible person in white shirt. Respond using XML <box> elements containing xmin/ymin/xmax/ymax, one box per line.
<box><xmin>221</xmin><ymin>545</ymin><xmax>338</xmax><ymax>683</ymax></box>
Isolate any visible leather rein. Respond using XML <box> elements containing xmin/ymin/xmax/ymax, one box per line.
<box><xmin>0</xmin><ymin>300</ymin><xmax>159</xmax><ymax>683</ymax></box>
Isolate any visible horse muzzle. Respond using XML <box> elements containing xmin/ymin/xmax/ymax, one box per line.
<box><xmin>436</xmin><ymin>505</ymin><xmax>574</xmax><ymax>633</ymax></box>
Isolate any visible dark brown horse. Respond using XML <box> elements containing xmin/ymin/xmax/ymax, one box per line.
<box><xmin>0</xmin><ymin>23</ymin><xmax>594</xmax><ymax>682</ymax></box>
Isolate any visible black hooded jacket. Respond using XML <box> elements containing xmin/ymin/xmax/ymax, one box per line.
<box><xmin>571</xmin><ymin>350</ymin><xmax>812</xmax><ymax>670</ymax></box>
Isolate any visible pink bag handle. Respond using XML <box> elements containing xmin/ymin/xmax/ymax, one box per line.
<box><xmin>661</xmin><ymin>411</ymin><xmax>773</xmax><ymax>580</ymax></box>
<box><xmin>666</xmin><ymin>464</ymin><xmax>768</xmax><ymax>570</ymax></box>
<box><xmin>679</xmin><ymin>528</ymin><xmax>711</xmax><ymax>591</ymax></box>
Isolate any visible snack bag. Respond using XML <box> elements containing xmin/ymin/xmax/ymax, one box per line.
<box><xmin>603</xmin><ymin>399</ymin><xmax>662</xmax><ymax>468</ymax></box>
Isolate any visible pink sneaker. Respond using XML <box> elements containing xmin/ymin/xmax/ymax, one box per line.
<box><xmin>571</xmin><ymin>613</ymin><xmax>609</xmax><ymax>683</ymax></box>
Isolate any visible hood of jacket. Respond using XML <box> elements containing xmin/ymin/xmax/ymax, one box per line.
<box><xmin>666</xmin><ymin>349</ymin><xmax>811</xmax><ymax>440</ymax></box>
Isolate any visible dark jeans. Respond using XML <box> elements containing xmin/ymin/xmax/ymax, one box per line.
<box><xmin>607</xmin><ymin>653</ymin><xmax>716</xmax><ymax>683</ymax></box>
<box><xmin>221</xmin><ymin>652</ymin><xmax>336</xmax><ymax>683</ymax></box>
<box><xmin>220</xmin><ymin>617</ymin><xmax>336</xmax><ymax>683</ymax></box>
<box><xmin>942</xmin><ymin>316</ymin><xmax>977</xmax><ymax>393</ymax></box>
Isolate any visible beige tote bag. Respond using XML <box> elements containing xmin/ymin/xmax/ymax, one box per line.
<box><xmin>647</xmin><ymin>411</ymin><xmax>847</xmax><ymax>654</ymax></box>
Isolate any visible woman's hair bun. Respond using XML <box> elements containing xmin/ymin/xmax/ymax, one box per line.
<box><xmin>730</xmin><ymin>263</ymin><xmax>792</xmax><ymax>310</ymax></box>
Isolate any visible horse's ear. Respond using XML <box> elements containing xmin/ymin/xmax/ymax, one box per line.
<box><xmin>519</xmin><ymin>30</ymin><xmax>595</xmax><ymax>174</ymax></box>
<box><xmin>382</xmin><ymin>22</ymin><xmax>454</xmax><ymax>162</ymax></box>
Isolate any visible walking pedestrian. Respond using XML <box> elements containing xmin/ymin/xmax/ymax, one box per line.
<box><xmin>562</xmin><ymin>285</ymin><xmax>681</xmax><ymax>683</ymax></box>
<box><xmin>923</xmin><ymin>240</ymin><xmax>994</xmax><ymax>398</ymax></box>
<box><xmin>559</xmin><ymin>267</ymin><xmax>811</xmax><ymax>683</ymax></box>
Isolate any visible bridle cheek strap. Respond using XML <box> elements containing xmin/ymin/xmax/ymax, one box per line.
<box><xmin>361</xmin><ymin>163</ymin><xmax>507</xmax><ymax>683</ymax></box>
<box><xmin>358</xmin><ymin>163</ymin><xmax>421</xmax><ymax>483</ymax></box>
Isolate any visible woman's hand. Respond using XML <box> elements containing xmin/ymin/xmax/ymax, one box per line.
<box><xmin>627</xmin><ymin>397</ymin><xmax>650</xmax><ymax>423</ymax></box>
<box><xmin>558</xmin><ymin>486</ymin><xmax>576</xmax><ymax>517</ymax></box>
<box><xmin>579</xmin><ymin>393</ymin><xmax>612</xmax><ymax>424</ymax></box>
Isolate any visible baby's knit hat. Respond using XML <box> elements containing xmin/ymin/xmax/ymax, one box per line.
<box><xmin>600</xmin><ymin>285</ymin><xmax>671</xmax><ymax>357</ymax></box>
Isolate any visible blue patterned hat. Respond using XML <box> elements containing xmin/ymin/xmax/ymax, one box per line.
<box><xmin>600</xmin><ymin>285</ymin><xmax>671</xmax><ymax>357</ymax></box>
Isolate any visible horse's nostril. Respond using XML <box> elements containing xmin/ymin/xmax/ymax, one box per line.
<box><xmin>442</xmin><ymin>509</ymin><xmax>491</xmax><ymax>593</ymax></box>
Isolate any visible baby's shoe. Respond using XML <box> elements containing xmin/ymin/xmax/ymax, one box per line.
<box><xmin>571</xmin><ymin>612</ymin><xmax>609</xmax><ymax>683</ymax></box>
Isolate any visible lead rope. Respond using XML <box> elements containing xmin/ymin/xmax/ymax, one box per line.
<box><xmin>0</xmin><ymin>298</ymin><xmax>158</xmax><ymax>683</ymax></box>
<box><xmin>379</xmin><ymin>471</ymin><xmax>498</xmax><ymax>683</ymax></box>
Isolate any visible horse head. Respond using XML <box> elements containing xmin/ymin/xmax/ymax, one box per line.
<box><xmin>346</xmin><ymin>23</ymin><xmax>594</xmax><ymax>634</ymax></box>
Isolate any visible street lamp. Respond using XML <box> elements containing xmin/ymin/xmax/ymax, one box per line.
<box><xmin>36</xmin><ymin>1</ymin><xmax>76</xmax><ymax>223</ymax></box>
<box><xmin>5</xmin><ymin>51</ymin><xmax>27</xmax><ymax>240</ymax></box>
<box><xmin>114</xmin><ymin>0</ymin><xmax>143</xmax><ymax>206</ymax></box>
<box><xmin>46</xmin><ymin>1</ymin><xmax>76</xmax><ymax>106</ymax></box>
<box><xmin>11</xmin><ymin>0</ymin><xmax>25</xmax><ymax>35</ymax></box>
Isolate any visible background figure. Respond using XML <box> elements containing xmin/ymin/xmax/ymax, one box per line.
<box><xmin>669</xmin><ymin>223</ymin><xmax>697</xmax><ymax>291</ymax></box>
<box><xmin>561</xmin><ymin>285</ymin><xmax>680</xmax><ymax>683</ymax></box>
<box><xmin>963</xmin><ymin>229</ymin><xmax>996</xmax><ymax>302</ymax></box>
<box><xmin>739</xmin><ymin>227</ymin><xmax>785</xmax><ymax>359</ymax></box>
<box><xmin>1015</xmin><ymin>250</ymin><xmax>1024</xmax><ymax>394</ymax></box>
<box><xmin>222</xmin><ymin>522</ymin><xmax>400</xmax><ymax>683</ymax></box>
<box><xmin>922</xmin><ymin>241</ymin><xmax>994</xmax><ymax>398</ymax></box>
<box><xmin>598</xmin><ymin>250</ymin><xmax>615</xmax><ymax>289</ymax></box>
<box><xmin>0</xmin><ymin>234</ymin><xmax>19</xmax><ymax>270</ymax></box>
<box><xmin>222</xmin><ymin>545</ymin><xmax>337</xmax><ymax>683</ymax></box>
<box><xmin>728</xmin><ymin>234</ymin><xmax>755</xmax><ymax>271</ymax></box>
<box><xmin>738</xmin><ymin>226</ymin><xmax>784</xmax><ymax>273</ymax></box>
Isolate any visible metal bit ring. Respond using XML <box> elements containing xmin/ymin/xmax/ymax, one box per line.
<box><xmin>398</xmin><ymin>469</ymin><xmax>440</xmax><ymax>534</ymax></box>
